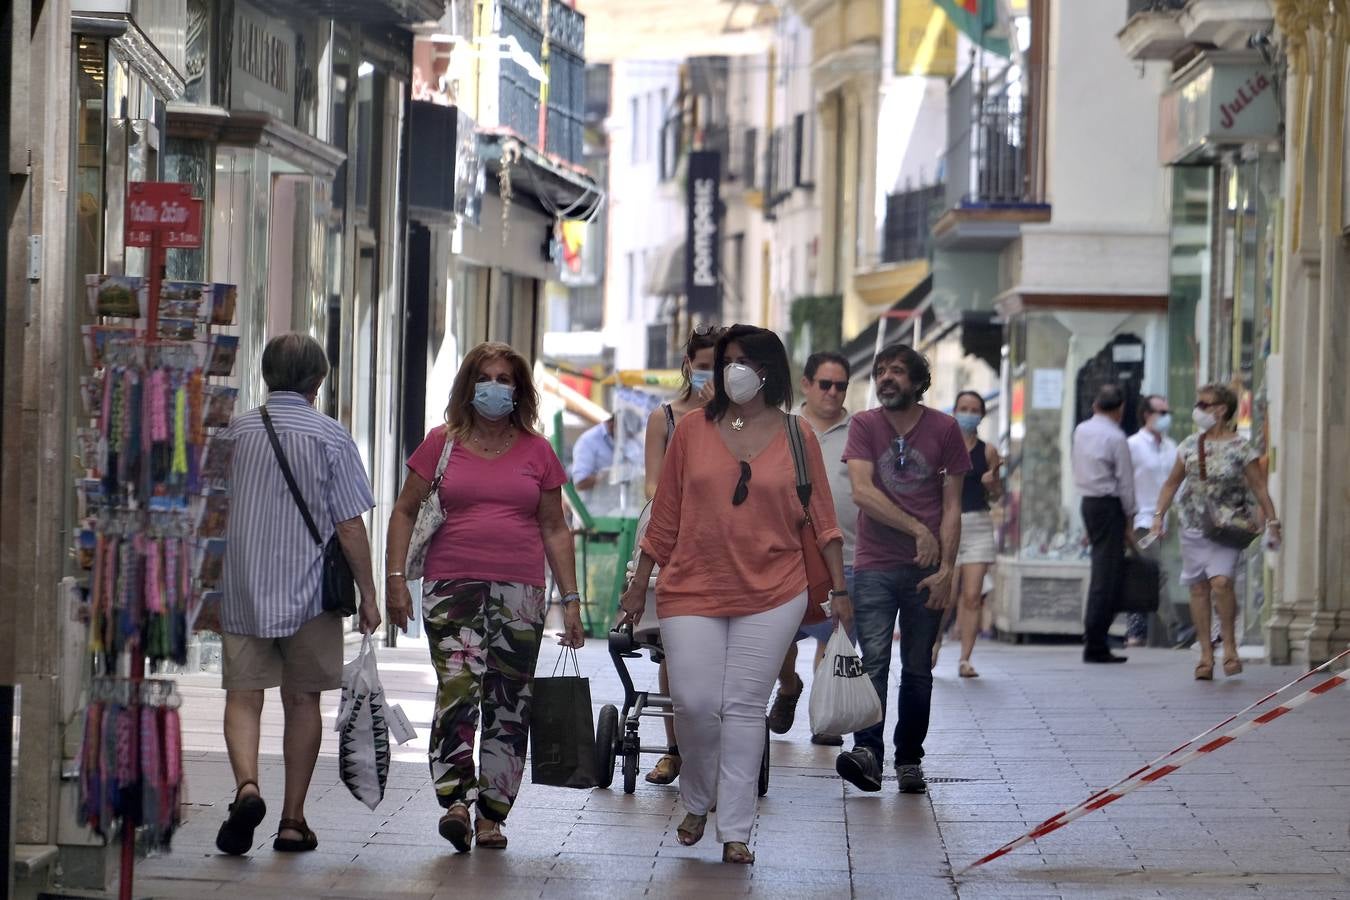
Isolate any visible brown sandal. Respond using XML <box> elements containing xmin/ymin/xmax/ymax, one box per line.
<box><xmin>958</xmin><ymin>661</ymin><xmax>979</xmax><ymax>678</ymax></box>
<box><xmin>645</xmin><ymin>753</ymin><xmax>681</xmax><ymax>785</ymax></box>
<box><xmin>1223</xmin><ymin>657</ymin><xmax>1243</xmax><ymax>677</ymax></box>
<box><xmin>475</xmin><ymin>817</ymin><xmax>508</xmax><ymax>850</ymax></box>
<box><xmin>1194</xmin><ymin>661</ymin><xmax>1214</xmax><ymax>681</ymax></box>
<box><xmin>676</xmin><ymin>813</ymin><xmax>707</xmax><ymax>846</ymax></box>
<box><xmin>273</xmin><ymin>817</ymin><xmax>318</xmax><ymax>853</ymax></box>
<box><xmin>722</xmin><ymin>841</ymin><xmax>755</xmax><ymax>864</ymax></box>
<box><xmin>438</xmin><ymin>802</ymin><xmax>472</xmax><ymax>852</ymax></box>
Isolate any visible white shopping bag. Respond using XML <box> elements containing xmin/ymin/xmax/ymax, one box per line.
<box><xmin>335</xmin><ymin>635</ymin><xmax>391</xmax><ymax>810</ymax></box>
<box><xmin>808</xmin><ymin>625</ymin><xmax>884</xmax><ymax>736</ymax></box>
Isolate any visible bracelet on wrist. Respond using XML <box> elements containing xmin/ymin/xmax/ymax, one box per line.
<box><xmin>560</xmin><ymin>591</ymin><xmax>581</xmax><ymax>605</ymax></box>
<box><xmin>386</xmin><ymin>571</ymin><xmax>406</xmax><ymax>579</ymax></box>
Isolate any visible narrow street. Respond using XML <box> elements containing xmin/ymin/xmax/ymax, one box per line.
<box><xmin>133</xmin><ymin>640</ymin><xmax>1350</xmax><ymax>899</ymax></box>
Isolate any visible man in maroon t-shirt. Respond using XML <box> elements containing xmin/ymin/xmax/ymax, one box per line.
<box><xmin>836</xmin><ymin>343</ymin><xmax>970</xmax><ymax>795</ymax></box>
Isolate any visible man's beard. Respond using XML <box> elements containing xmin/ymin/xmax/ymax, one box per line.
<box><xmin>879</xmin><ymin>387</ymin><xmax>915</xmax><ymax>411</ymax></box>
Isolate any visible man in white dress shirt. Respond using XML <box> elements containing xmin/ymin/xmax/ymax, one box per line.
<box><xmin>1126</xmin><ymin>395</ymin><xmax>1178</xmax><ymax>646</ymax></box>
<box><xmin>1071</xmin><ymin>384</ymin><xmax>1136</xmax><ymax>664</ymax></box>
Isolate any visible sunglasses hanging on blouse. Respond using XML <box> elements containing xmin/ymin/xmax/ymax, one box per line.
<box><xmin>732</xmin><ymin>460</ymin><xmax>752</xmax><ymax>505</ymax></box>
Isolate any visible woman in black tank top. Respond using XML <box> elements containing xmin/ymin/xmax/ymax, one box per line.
<box><xmin>639</xmin><ymin>326</ymin><xmax>721</xmax><ymax>785</ymax></box>
<box><xmin>937</xmin><ymin>391</ymin><xmax>1002</xmax><ymax>678</ymax></box>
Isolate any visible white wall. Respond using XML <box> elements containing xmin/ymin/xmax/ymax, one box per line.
<box><xmin>603</xmin><ymin>60</ymin><xmax>684</xmax><ymax>369</ymax></box>
<box><xmin>1044</xmin><ymin>0</ymin><xmax>1170</xmax><ymax>231</ymax></box>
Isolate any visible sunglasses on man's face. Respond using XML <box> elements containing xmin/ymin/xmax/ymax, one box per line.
<box><xmin>732</xmin><ymin>460</ymin><xmax>752</xmax><ymax>506</ymax></box>
<box><xmin>814</xmin><ymin>379</ymin><xmax>848</xmax><ymax>393</ymax></box>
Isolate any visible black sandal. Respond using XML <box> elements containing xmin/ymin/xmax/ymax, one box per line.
<box><xmin>273</xmin><ymin>817</ymin><xmax>318</xmax><ymax>852</ymax></box>
<box><xmin>438</xmin><ymin>803</ymin><xmax>472</xmax><ymax>853</ymax></box>
<box><xmin>215</xmin><ymin>780</ymin><xmax>267</xmax><ymax>856</ymax></box>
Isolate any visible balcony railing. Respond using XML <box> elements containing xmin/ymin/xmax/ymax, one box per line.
<box><xmin>1126</xmin><ymin>0</ymin><xmax>1186</xmax><ymax>15</ymax></box>
<box><xmin>496</xmin><ymin>0</ymin><xmax>587</xmax><ymax>165</ymax></box>
<box><xmin>944</xmin><ymin>70</ymin><xmax>1038</xmax><ymax>209</ymax></box>
<box><xmin>883</xmin><ymin>184</ymin><xmax>944</xmax><ymax>263</ymax></box>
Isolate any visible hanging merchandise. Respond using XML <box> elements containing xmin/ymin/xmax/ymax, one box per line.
<box><xmin>70</xmin><ymin>181</ymin><xmax>235</xmax><ymax>899</ymax></box>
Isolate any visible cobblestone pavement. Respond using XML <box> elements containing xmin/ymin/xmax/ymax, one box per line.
<box><xmin>125</xmin><ymin>629</ymin><xmax>1350</xmax><ymax>900</ymax></box>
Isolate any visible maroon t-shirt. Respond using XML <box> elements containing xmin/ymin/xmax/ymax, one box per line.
<box><xmin>842</xmin><ymin>407</ymin><xmax>971</xmax><ymax>571</ymax></box>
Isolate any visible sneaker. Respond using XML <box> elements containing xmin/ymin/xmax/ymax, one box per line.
<box><xmin>897</xmin><ymin>764</ymin><xmax>927</xmax><ymax>794</ymax></box>
<box><xmin>810</xmin><ymin>733</ymin><xmax>844</xmax><ymax>746</ymax></box>
<box><xmin>835</xmin><ymin>748</ymin><xmax>882</xmax><ymax>792</ymax></box>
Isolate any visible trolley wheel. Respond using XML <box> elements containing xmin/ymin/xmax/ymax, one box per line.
<box><xmin>758</xmin><ymin>721</ymin><xmax>770</xmax><ymax>796</ymax></box>
<box><xmin>622</xmin><ymin>747</ymin><xmax>639</xmax><ymax>794</ymax></box>
<box><xmin>595</xmin><ymin>705</ymin><xmax>618</xmax><ymax>789</ymax></box>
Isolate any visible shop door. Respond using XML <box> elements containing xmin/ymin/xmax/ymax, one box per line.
<box><xmin>1073</xmin><ymin>335</ymin><xmax>1146</xmax><ymax>435</ymax></box>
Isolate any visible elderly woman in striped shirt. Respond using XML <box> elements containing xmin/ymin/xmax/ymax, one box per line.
<box><xmin>385</xmin><ymin>341</ymin><xmax>584</xmax><ymax>853</ymax></box>
<box><xmin>214</xmin><ymin>333</ymin><xmax>380</xmax><ymax>857</ymax></box>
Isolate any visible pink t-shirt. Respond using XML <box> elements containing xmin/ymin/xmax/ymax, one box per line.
<box><xmin>407</xmin><ymin>427</ymin><xmax>567</xmax><ymax>586</ymax></box>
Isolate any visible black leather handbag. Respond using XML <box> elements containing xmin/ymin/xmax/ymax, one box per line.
<box><xmin>260</xmin><ymin>408</ymin><xmax>357</xmax><ymax>616</ymax></box>
<box><xmin>1118</xmin><ymin>552</ymin><xmax>1160</xmax><ymax>615</ymax></box>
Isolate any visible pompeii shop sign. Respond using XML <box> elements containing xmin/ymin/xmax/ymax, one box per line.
<box><xmin>685</xmin><ymin>150</ymin><xmax>722</xmax><ymax>318</ymax></box>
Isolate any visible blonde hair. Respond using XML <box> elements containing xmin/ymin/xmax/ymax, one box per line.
<box><xmin>445</xmin><ymin>342</ymin><xmax>540</xmax><ymax>440</ymax></box>
<box><xmin>1198</xmin><ymin>382</ymin><xmax>1239</xmax><ymax>426</ymax></box>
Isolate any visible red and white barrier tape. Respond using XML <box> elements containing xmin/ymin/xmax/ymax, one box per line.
<box><xmin>960</xmin><ymin>646</ymin><xmax>1350</xmax><ymax>873</ymax></box>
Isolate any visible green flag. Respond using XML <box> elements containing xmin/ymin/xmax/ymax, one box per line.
<box><xmin>934</xmin><ymin>0</ymin><xmax>1011</xmax><ymax>58</ymax></box>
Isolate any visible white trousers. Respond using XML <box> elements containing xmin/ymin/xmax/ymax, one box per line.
<box><xmin>661</xmin><ymin>592</ymin><xmax>807</xmax><ymax>843</ymax></box>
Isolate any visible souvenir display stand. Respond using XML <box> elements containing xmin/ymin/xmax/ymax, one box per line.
<box><xmin>73</xmin><ymin>182</ymin><xmax>239</xmax><ymax>899</ymax></box>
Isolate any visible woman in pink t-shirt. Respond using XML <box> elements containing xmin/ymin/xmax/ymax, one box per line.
<box><xmin>384</xmin><ymin>342</ymin><xmax>584</xmax><ymax>854</ymax></box>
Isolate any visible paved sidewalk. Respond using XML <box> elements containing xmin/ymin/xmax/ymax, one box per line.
<box><xmin>126</xmin><ymin>632</ymin><xmax>1350</xmax><ymax>900</ymax></box>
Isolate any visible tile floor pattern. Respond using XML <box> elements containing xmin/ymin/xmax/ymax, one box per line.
<box><xmin>121</xmin><ymin>632</ymin><xmax>1349</xmax><ymax>900</ymax></box>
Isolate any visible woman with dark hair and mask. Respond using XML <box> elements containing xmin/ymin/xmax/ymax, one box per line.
<box><xmin>618</xmin><ymin>325</ymin><xmax>851</xmax><ymax>865</ymax></box>
<box><xmin>640</xmin><ymin>325</ymin><xmax>721</xmax><ymax>785</ymax></box>
<box><xmin>935</xmin><ymin>389</ymin><xmax>1001</xmax><ymax>678</ymax></box>
<box><xmin>384</xmin><ymin>342</ymin><xmax>584</xmax><ymax>853</ymax></box>
<box><xmin>1149</xmin><ymin>382</ymin><xmax>1279</xmax><ymax>681</ymax></box>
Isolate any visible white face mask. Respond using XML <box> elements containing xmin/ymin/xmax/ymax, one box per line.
<box><xmin>1151</xmin><ymin>413</ymin><xmax>1172</xmax><ymax>433</ymax></box>
<box><xmin>1192</xmin><ymin>407</ymin><xmax>1217</xmax><ymax>431</ymax></box>
<box><xmin>724</xmin><ymin>363</ymin><xmax>765</xmax><ymax>405</ymax></box>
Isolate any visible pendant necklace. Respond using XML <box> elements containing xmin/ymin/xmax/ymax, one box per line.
<box><xmin>731</xmin><ymin>417</ymin><xmax>745</xmax><ymax>431</ymax></box>
<box><xmin>471</xmin><ymin>428</ymin><xmax>513</xmax><ymax>455</ymax></box>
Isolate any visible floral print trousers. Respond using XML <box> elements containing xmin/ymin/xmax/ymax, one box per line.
<box><xmin>423</xmin><ymin>579</ymin><xmax>546</xmax><ymax>822</ymax></box>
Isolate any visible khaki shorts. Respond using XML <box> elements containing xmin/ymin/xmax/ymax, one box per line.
<box><xmin>221</xmin><ymin>610</ymin><xmax>344</xmax><ymax>692</ymax></box>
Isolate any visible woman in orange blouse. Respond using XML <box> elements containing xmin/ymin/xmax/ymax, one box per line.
<box><xmin>618</xmin><ymin>325</ymin><xmax>852</xmax><ymax>865</ymax></box>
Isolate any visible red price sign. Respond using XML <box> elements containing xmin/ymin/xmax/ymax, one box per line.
<box><xmin>125</xmin><ymin>182</ymin><xmax>204</xmax><ymax>249</ymax></box>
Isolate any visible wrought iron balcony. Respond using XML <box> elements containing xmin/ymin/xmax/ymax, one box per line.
<box><xmin>882</xmin><ymin>184</ymin><xmax>943</xmax><ymax>264</ymax></box>
<box><xmin>495</xmin><ymin>0</ymin><xmax>587</xmax><ymax>165</ymax></box>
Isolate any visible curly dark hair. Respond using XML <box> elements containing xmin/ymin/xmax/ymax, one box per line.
<box><xmin>872</xmin><ymin>343</ymin><xmax>932</xmax><ymax>399</ymax></box>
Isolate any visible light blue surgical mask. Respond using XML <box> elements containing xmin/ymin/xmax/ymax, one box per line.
<box><xmin>472</xmin><ymin>381</ymin><xmax>515</xmax><ymax>420</ymax></box>
<box><xmin>1151</xmin><ymin>413</ymin><xmax>1173</xmax><ymax>434</ymax></box>
<box><xmin>690</xmin><ymin>369</ymin><xmax>713</xmax><ymax>392</ymax></box>
<box><xmin>955</xmin><ymin>411</ymin><xmax>982</xmax><ymax>433</ymax></box>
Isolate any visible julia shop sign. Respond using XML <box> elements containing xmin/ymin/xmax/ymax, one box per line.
<box><xmin>1159</xmin><ymin>60</ymin><xmax>1279</xmax><ymax>164</ymax></box>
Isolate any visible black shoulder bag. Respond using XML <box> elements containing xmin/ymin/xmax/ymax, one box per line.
<box><xmin>259</xmin><ymin>407</ymin><xmax>357</xmax><ymax>616</ymax></box>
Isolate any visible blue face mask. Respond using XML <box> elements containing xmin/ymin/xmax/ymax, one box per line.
<box><xmin>472</xmin><ymin>381</ymin><xmax>515</xmax><ymax>420</ymax></box>
<box><xmin>955</xmin><ymin>411</ymin><xmax>982</xmax><ymax>433</ymax></box>
<box><xmin>690</xmin><ymin>369</ymin><xmax>713</xmax><ymax>392</ymax></box>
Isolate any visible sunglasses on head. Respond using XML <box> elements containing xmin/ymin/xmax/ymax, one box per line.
<box><xmin>693</xmin><ymin>323</ymin><xmax>724</xmax><ymax>336</ymax></box>
<box><xmin>732</xmin><ymin>460</ymin><xmax>752</xmax><ymax>506</ymax></box>
<box><xmin>892</xmin><ymin>436</ymin><xmax>910</xmax><ymax>471</ymax></box>
<box><xmin>814</xmin><ymin>379</ymin><xmax>848</xmax><ymax>393</ymax></box>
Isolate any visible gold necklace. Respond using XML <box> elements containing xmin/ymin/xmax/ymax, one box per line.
<box><xmin>470</xmin><ymin>428</ymin><xmax>514</xmax><ymax>455</ymax></box>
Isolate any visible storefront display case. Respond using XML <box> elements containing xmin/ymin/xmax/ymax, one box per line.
<box><xmin>992</xmin><ymin>301</ymin><xmax>1167</xmax><ymax>639</ymax></box>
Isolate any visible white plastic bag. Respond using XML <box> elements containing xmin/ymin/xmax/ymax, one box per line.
<box><xmin>336</xmin><ymin>635</ymin><xmax>391</xmax><ymax>810</ymax></box>
<box><xmin>809</xmin><ymin>625</ymin><xmax>883</xmax><ymax>736</ymax></box>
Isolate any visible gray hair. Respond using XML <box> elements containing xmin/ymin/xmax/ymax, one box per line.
<box><xmin>262</xmin><ymin>332</ymin><xmax>329</xmax><ymax>396</ymax></box>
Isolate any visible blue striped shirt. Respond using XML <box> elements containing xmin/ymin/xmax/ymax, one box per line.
<box><xmin>220</xmin><ymin>392</ymin><xmax>375</xmax><ymax>638</ymax></box>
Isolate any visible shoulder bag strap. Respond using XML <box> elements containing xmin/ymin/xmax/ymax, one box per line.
<box><xmin>663</xmin><ymin>403</ymin><xmax>676</xmax><ymax>447</ymax></box>
<box><xmin>259</xmin><ymin>407</ymin><xmax>323</xmax><ymax>548</ymax></box>
<box><xmin>1197</xmin><ymin>434</ymin><xmax>1208</xmax><ymax>482</ymax></box>
<box><xmin>430</xmin><ymin>427</ymin><xmax>454</xmax><ymax>490</ymax></box>
<box><xmin>784</xmin><ymin>415</ymin><xmax>814</xmax><ymax>517</ymax></box>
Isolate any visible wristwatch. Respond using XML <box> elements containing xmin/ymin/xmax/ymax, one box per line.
<box><xmin>560</xmin><ymin>591</ymin><xmax>581</xmax><ymax>605</ymax></box>
<box><xmin>828</xmin><ymin>589</ymin><xmax>850</xmax><ymax>599</ymax></box>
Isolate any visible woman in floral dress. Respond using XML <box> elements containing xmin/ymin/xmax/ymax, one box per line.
<box><xmin>1149</xmin><ymin>383</ymin><xmax>1280</xmax><ymax>680</ymax></box>
<box><xmin>384</xmin><ymin>342</ymin><xmax>585</xmax><ymax>852</ymax></box>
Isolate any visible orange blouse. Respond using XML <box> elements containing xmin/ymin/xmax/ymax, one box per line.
<box><xmin>640</xmin><ymin>412</ymin><xmax>843</xmax><ymax>619</ymax></box>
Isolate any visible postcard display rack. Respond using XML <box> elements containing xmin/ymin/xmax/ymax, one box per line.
<box><xmin>72</xmin><ymin>182</ymin><xmax>238</xmax><ymax>899</ymax></box>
